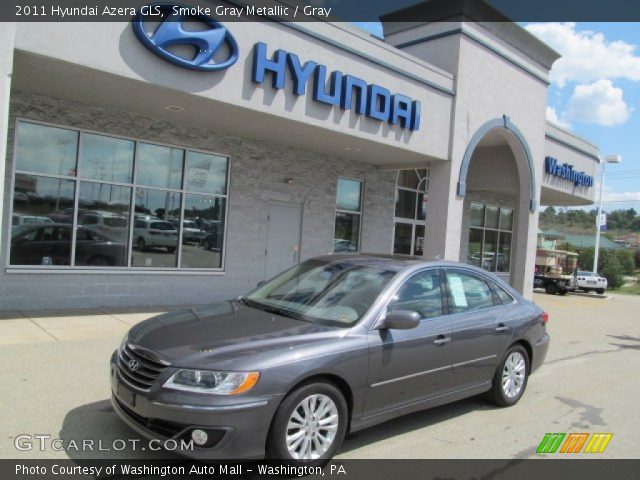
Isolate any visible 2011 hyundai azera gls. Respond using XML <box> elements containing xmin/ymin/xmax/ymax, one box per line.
<box><xmin>110</xmin><ymin>254</ymin><xmax>550</xmax><ymax>464</ymax></box>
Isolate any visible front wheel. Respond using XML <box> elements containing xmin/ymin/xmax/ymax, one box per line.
<box><xmin>267</xmin><ymin>382</ymin><xmax>347</xmax><ymax>466</ymax></box>
<box><xmin>487</xmin><ymin>344</ymin><xmax>529</xmax><ymax>407</ymax></box>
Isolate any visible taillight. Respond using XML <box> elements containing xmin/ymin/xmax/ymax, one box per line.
<box><xmin>541</xmin><ymin>312</ymin><xmax>549</xmax><ymax>324</ymax></box>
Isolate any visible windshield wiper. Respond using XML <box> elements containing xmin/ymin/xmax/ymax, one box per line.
<box><xmin>240</xmin><ymin>298</ymin><xmax>305</xmax><ymax>321</ymax></box>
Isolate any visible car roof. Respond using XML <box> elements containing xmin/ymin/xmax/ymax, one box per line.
<box><xmin>310</xmin><ymin>253</ymin><xmax>484</xmax><ymax>273</ymax></box>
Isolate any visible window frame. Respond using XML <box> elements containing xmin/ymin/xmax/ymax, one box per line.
<box><xmin>7</xmin><ymin>118</ymin><xmax>231</xmax><ymax>274</ymax></box>
<box><xmin>393</xmin><ymin>168</ymin><xmax>429</xmax><ymax>256</ymax></box>
<box><xmin>467</xmin><ymin>201</ymin><xmax>514</xmax><ymax>274</ymax></box>
<box><xmin>333</xmin><ymin>177</ymin><xmax>363</xmax><ymax>253</ymax></box>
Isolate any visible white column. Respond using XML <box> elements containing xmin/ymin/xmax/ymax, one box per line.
<box><xmin>0</xmin><ymin>22</ymin><xmax>16</xmax><ymax>252</ymax></box>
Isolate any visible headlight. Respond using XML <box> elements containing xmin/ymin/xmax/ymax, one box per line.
<box><xmin>163</xmin><ymin>369</ymin><xmax>260</xmax><ymax>395</ymax></box>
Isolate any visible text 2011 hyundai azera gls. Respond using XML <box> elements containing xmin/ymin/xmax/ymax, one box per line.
<box><xmin>111</xmin><ymin>254</ymin><xmax>550</xmax><ymax>463</ymax></box>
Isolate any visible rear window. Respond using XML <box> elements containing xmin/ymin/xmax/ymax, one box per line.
<box><xmin>150</xmin><ymin>222</ymin><xmax>174</xmax><ymax>230</ymax></box>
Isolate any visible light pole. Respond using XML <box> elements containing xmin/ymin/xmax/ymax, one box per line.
<box><xmin>593</xmin><ymin>154</ymin><xmax>622</xmax><ymax>274</ymax></box>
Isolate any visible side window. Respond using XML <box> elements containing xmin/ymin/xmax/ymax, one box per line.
<box><xmin>388</xmin><ymin>270</ymin><xmax>444</xmax><ymax>319</ymax></box>
<box><xmin>493</xmin><ymin>283</ymin><xmax>514</xmax><ymax>304</ymax></box>
<box><xmin>445</xmin><ymin>271</ymin><xmax>496</xmax><ymax>314</ymax></box>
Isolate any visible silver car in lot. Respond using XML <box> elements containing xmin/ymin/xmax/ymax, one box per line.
<box><xmin>111</xmin><ymin>254</ymin><xmax>550</xmax><ymax>464</ymax></box>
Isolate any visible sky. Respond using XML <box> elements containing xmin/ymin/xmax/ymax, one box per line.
<box><xmin>354</xmin><ymin>22</ymin><xmax>640</xmax><ymax>214</ymax></box>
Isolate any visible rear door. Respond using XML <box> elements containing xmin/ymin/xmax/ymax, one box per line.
<box><xmin>444</xmin><ymin>269</ymin><xmax>513</xmax><ymax>389</ymax></box>
<box><xmin>365</xmin><ymin>269</ymin><xmax>453</xmax><ymax>415</ymax></box>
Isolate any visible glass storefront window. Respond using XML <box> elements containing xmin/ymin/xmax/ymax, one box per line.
<box><xmin>76</xmin><ymin>182</ymin><xmax>131</xmax><ymax>266</ymax></box>
<box><xmin>470</xmin><ymin>203</ymin><xmax>484</xmax><ymax>227</ymax></box>
<box><xmin>136</xmin><ymin>143</ymin><xmax>184</xmax><ymax>189</ymax></box>
<box><xmin>393</xmin><ymin>169</ymin><xmax>429</xmax><ymax>256</ymax></box>
<box><xmin>15</xmin><ymin>123</ymin><xmax>78</xmax><ymax>176</ymax></box>
<box><xmin>334</xmin><ymin>178</ymin><xmax>362</xmax><ymax>252</ymax></box>
<box><xmin>467</xmin><ymin>202</ymin><xmax>514</xmax><ymax>273</ymax></box>
<box><xmin>485</xmin><ymin>206</ymin><xmax>499</xmax><ymax>229</ymax></box>
<box><xmin>10</xmin><ymin>120</ymin><xmax>229</xmax><ymax>270</ymax></box>
<box><xmin>79</xmin><ymin>133</ymin><xmax>134</xmax><ymax>184</ymax></box>
<box><xmin>132</xmin><ymin>188</ymin><xmax>181</xmax><ymax>268</ymax></box>
<box><xmin>181</xmin><ymin>194</ymin><xmax>226</xmax><ymax>268</ymax></box>
<box><xmin>393</xmin><ymin>223</ymin><xmax>412</xmax><ymax>255</ymax></box>
<box><xmin>336</xmin><ymin>178</ymin><xmax>362</xmax><ymax>212</ymax></box>
<box><xmin>395</xmin><ymin>189</ymin><xmax>416</xmax><ymax>219</ymax></box>
<box><xmin>334</xmin><ymin>212</ymin><xmax>360</xmax><ymax>252</ymax></box>
<box><xmin>185</xmin><ymin>151</ymin><xmax>228</xmax><ymax>195</ymax></box>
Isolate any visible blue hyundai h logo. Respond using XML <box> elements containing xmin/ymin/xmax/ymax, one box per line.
<box><xmin>132</xmin><ymin>4</ymin><xmax>239</xmax><ymax>71</ymax></box>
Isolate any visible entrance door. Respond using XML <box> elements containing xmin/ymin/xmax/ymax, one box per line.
<box><xmin>264</xmin><ymin>202</ymin><xmax>302</xmax><ymax>280</ymax></box>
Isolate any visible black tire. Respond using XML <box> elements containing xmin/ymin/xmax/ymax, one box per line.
<box><xmin>203</xmin><ymin>240</ymin><xmax>211</xmax><ymax>250</ymax></box>
<box><xmin>545</xmin><ymin>283</ymin><xmax>559</xmax><ymax>295</ymax></box>
<box><xmin>166</xmin><ymin>246</ymin><xmax>176</xmax><ymax>253</ymax></box>
<box><xmin>136</xmin><ymin>237</ymin><xmax>146</xmax><ymax>251</ymax></box>
<box><xmin>266</xmin><ymin>381</ymin><xmax>348</xmax><ymax>466</ymax></box>
<box><xmin>487</xmin><ymin>344</ymin><xmax>530</xmax><ymax>407</ymax></box>
<box><xmin>559</xmin><ymin>289</ymin><xmax>568</xmax><ymax>296</ymax></box>
<box><xmin>596</xmin><ymin>288</ymin><xmax>605</xmax><ymax>295</ymax></box>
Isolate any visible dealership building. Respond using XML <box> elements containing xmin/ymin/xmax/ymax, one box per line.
<box><xmin>0</xmin><ymin>3</ymin><xmax>601</xmax><ymax>310</ymax></box>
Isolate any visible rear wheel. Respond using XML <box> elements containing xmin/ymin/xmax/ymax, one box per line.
<box><xmin>596</xmin><ymin>288</ymin><xmax>605</xmax><ymax>294</ymax></box>
<box><xmin>487</xmin><ymin>344</ymin><xmax>529</xmax><ymax>407</ymax></box>
<box><xmin>267</xmin><ymin>382</ymin><xmax>347</xmax><ymax>466</ymax></box>
<box><xmin>545</xmin><ymin>283</ymin><xmax>559</xmax><ymax>295</ymax></box>
<box><xmin>166</xmin><ymin>246</ymin><xmax>176</xmax><ymax>253</ymax></box>
<box><xmin>136</xmin><ymin>237</ymin><xmax>146</xmax><ymax>251</ymax></box>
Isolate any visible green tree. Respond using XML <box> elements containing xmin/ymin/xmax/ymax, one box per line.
<box><xmin>578</xmin><ymin>248</ymin><xmax>595</xmax><ymax>271</ymax></box>
<box><xmin>635</xmin><ymin>249</ymin><xmax>640</xmax><ymax>269</ymax></box>
<box><xmin>600</xmin><ymin>254</ymin><xmax>623</xmax><ymax>289</ymax></box>
<box><xmin>616</xmin><ymin>249</ymin><xmax>636</xmax><ymax>276</ymax></box>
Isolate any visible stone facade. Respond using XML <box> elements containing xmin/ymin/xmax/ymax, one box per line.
<box><xmin>1</xmin><ymin>91</ymin><xmax>396</xmax><ymax>310</ymax></box>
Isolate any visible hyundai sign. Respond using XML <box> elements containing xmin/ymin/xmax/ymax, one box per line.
<box><xmin>251</xmin><ymin>43</ymin><xmax>421</xmax><ymax>131</ymax></box>
<box><xmin>133</xmin><ymin>6</ymin><xmax>421</xmax><ymax>131</ymax></box>
<box><xmin>545</xmin><ymin>156</ymin><xmax>594</xmax><ymax>187</ymax></box>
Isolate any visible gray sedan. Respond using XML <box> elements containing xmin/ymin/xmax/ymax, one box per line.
<box><xmin>110</xmin><ymin>254</ymin><xmax>550</xmax><ymax>464</ymax></box>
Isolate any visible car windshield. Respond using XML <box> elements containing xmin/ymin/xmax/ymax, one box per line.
<box><xmin>245</xmin><ymin>260</ymin><xmax>397</xmax><ymax>327</ymax></box>
<box><xmin>578</xmin><ymin>271</ymin><xmax>596</xmax><ymax>277</ymax></box>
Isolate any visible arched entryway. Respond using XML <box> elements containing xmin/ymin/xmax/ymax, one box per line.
<box><xmin>457</xmin><ymin>116</ymin><xmax>537</xmax><ymax>289</ymax></box>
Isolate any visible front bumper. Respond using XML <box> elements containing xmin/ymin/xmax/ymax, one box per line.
<box><xmin>110</xmin><ymin>351</ymin><xmax>280</xmax><ymax>460</ymax></box>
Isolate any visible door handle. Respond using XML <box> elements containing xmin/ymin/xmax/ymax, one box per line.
<box><xmin>495</xmin><ymin>324</ymin><xmax>509</xmax><ymax>333</ymax></box>
<box><xmin>433</xmin><ymin>335</ymin><xmax>451</xmax><ymax>346</ymax></box>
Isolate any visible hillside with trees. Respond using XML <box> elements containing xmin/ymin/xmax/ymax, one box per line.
<box><xmin>539</xmin><ymin>207</ymin><xmax>640</xmax><ymax>234</ymax></box>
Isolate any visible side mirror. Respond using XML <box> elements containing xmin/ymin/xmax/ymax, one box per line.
<box><xmin>379</xmin><ymin>310</ymin><xmax>421</xmax><ymax>330</ymax></box>
<box><xmin>256</xmin><ymin>280</ymin><xmax>267</xmax><ymax>288</ymax></box>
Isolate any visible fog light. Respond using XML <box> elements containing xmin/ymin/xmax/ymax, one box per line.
<box><xmin>191</xmin><ymin>429</ymin><xmax>208</xmax><ymax>446</ymax></box>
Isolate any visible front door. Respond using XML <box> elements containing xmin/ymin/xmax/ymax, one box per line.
<box><xmin>264</xmin><ymin>202</ymin><xmax>302</xmax><ymax>280</ymax></box>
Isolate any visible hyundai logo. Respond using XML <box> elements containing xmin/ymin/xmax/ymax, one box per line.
<box><xmin>128</xmin><ymin>359</ymin><xmax>140</xmax><ymax>371</ymax></box>
<box><xmin>132</xmin><ymin>3</ymin><xmax>239</xmax><ymax>71</ymax></box>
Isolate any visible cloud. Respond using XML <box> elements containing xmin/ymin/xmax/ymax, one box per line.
<box><xmin>563</xmin><ymin>79</ymin><xmax>631</xmax><ymax>126</ymax></box>
<box><xmin>602</xmin><ymin>190</ymin><xmax>640</xmax><ymax>203</ymax></box>
<box><xmin>545</xmin><ymin>106</ymin><xmax>571</xmax><ymax>128</ymax></box>
<box><xmin>526</xmin><ymin>22</ymin><xmax>640</xmax><ymax>87</ymax></box>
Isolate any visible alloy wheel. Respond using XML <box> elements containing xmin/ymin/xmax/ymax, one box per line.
<box><xmin>285</xmin><ymin>393</ymin><xmax>339</xmax><ymax>460</ymax></box>
<box><xmin>501</xmin><ymin>351</ymin><xmax>526</xmax><ymax>398</ymax></box>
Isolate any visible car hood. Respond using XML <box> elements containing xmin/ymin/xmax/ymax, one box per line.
<box><xmin>127</xmin><ymin>301</ymin><xmax>345</xmax><ymax>368</ymax></box>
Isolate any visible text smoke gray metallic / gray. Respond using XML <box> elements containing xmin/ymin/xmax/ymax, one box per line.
<box><xmin>110</xmin><ymin>254</ymin><xmax>550</xmax><ymax>463</ymax></box>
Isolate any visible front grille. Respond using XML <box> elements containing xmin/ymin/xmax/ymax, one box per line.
<box><xmin>117</xmin><ymin>343</ymin><xmax>169</xmax><ymax>391</ymax></box>
<box><xmin>115</xmin><ymin>397</ymin><xmax>186</xmax><ymax>437</ymax></box>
